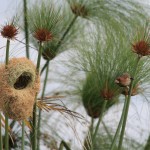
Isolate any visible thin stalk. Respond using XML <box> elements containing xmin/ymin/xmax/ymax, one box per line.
<box><xmin>5</xmin><ymin>39</ymin><xmax>10</xmax><ymax>150</ymax></box>
<box><xmin>21</xmin><ymin>121</ymin><xmax>25</xmax><ymax>150</ymax></box>
<box><xmin>31</xmin><ymin>42</ymin><xmax>42</xmax><ymax>150</ymax></box>
<box><xmin>91</xmin><ymin>100</ymin><xmax>108</xmax><ymax>150</ymax></box>
<box><xmin>37</xmin><ymin>61</ymin><xmax>49</xmax><ymax>150</ymax></box>
<box><xmin>23</xmin><ymin>0</ymin><xmax>30</xmax><ymax>59</ymax></box>
<box><xmin>117</xmin><ymin>57</ymin><xmax>140</xmax><ymax>150</ymax></box>
<box><xmin>59</xmin><ymin>142</ymin><xmax>63</xmax><ymax>150</ymax></box>
<box><xmin>84</xmin><ymin>118</ymin><xmax>94</xmax><ymax>150</ymax></box>
<box><xmin>41</xmin><ymin>15</ymin><xmax>78</xmax><ymax>74</ymax></box>
<box><xmin>90</xmin><ymin>118</ymin><xmax>94</xmax><ymax>138</ymax></box>
<box><xmin>87</xmin><ymin>117</ymin><xmax>94</xmax><ymax>149</ymax></box>
<box><xmin>0</xmin><ymin>114</ymin><xmax>3</xmax><ymax>150</ymax></box>
<box><xmin>22</xmin><ymin>1</ymin><xmax>29</xmax><ymax>149</ymax></box>
<box><xmin>5</xmin><ymin>39</ymin><xmax>10</xmax><ymax>66</ymax></box>
<box><xmin>102</xmin><ymin>121</ymin><xmax>112</xmax><ymax>142</ymax></box>
<box><xmin>36</xmin><ymin>42</ymin><xmax>43</xmax><ymax>72</ymax></box>
<box><xmin>110</xmin><ymin>96</ymin><xmax>128</xmax><ymax>150</ymax></box>
<box><xmin>144</xmin><ymin>135</ymin><xmax>150</xmax><ymax>150</ymax></box>
<box><xmin>59</xmin><ymin>141</ymin><xmax>71</xmax><ymax>150</ymax></box>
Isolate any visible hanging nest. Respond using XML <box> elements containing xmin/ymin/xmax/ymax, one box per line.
<box><xmin>0</xmin><ymin>57</ymin><xmax>40</xmax><ymax>120</ymax></box>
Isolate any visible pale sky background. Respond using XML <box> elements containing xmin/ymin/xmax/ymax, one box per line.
<box><xmin>0</xmin><ymin>0</ymin><xmax>150</xmax><ymax>150</ymax></box>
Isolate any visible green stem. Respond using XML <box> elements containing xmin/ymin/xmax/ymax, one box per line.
<box><xmin>110</xmin><ymin>96</ymin><xmax>128</xmax><ymax>150</ymax></box>
<box><xmin>36</xmin><ymin>42</ymin><xmax>42</xmax><ymax>72</ymax></box>
<box><xmin>90</xmin><ymin>118</ymin><xmax>94</xmax><ymax>138</ymax></box>
<box><xmin>31</xmin><ymin>42</ymin><xmax>42</xmax><ymax>150</ymax></box>
<box><xmin>59</xmin><ymin>141</ymin><xmax>71</xmax><ymax>150</ymax></box>
<box><xmin>5</xmin><ymin>116</ymin><xmax>9</xmax><ymax>150</ymax></box>
<box><xmin>5</xmin><ymin>39</ymin><xmax>10</xmax><ymax>150</ymax></box>
<box><xmin>144</xmin><ymin>135</ymin><xmax>150</xmax><ymax>150</ymax></box>
<box><xmin>102</xmin><ymin>121</ymin><xmax>112</xmax><ymax>142</ymax></box>
<box><xmin>41</xmin><ymin>15</ymin><xmax>78</xmax><ymax>74</ymax></box>
<box><xmin>23</xmin><ymin>1</ymin><xmax>29</xmax><ymax>147</ymax></box>
<box><xmin>117</xmin><ymin>57</ymin><xmax>140</xmax><ymax>150</ymax></box>
<box><xmin>5</xmin><ymin>39</ymin><xmax>10</xmax><ymax>66</ymax></box>
<box><xmin>37</xmin><ymin>62</ymin><xmax>49</xmax><ymax>150</ymax></box>
<box><xmin>23</xmin><ymin>0</ymin><xmax>30</xmax><ymax>59</ymax></box>
<box><xmin>21</xmin><ymin>121</ymin><xmax>25</xmax><ymax>150</ymax></box>
<box><xmin>0</xmin><ymin>114</ymin><xmax>3</xmax><ymax>150</ymax></box>
<box><xmin>91</xmin><ymin>100</ymin><xmax>108</xmax><ymax>150</ymax></box>
<box><xmin>59</xmin><ymin>142</ymin><xmax>63</xmax><ymax>150</ymax></box>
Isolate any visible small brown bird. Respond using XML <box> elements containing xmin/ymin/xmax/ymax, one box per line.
<box><xmin>115</xmin><ymin>73</ymin><xmax>131</xmax><ymax>87</ymax></box>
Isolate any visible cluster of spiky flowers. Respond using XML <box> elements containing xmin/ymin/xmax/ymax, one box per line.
<box><xmin>62</xmin><ymin>20</ymin><xmax>150</xmax><ymax>149</ymax></box>
<box><xmin>0</xmin><ymin>0</ymin><xmax>148</xmax><ymax>149</ymax></box>
<box><xmin>112</xmin><ymin>23</ymin><xmax>150</xmax><ymax>150</ymax></box>
<box><xmin>0</xmin><ymin>20</ymin><xmax>83</xmax><ymax>150</ymax></box>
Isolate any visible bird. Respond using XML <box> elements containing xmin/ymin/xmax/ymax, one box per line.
<box><xmin>115</xmin><ymin>73</ymin><xmax>132</xmax><ymax>87</ymax></box>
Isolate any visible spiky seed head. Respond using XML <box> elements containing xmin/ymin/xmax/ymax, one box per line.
<box><xmin>132</xmin><ymin>40</ymin><xmax>150</xmax><ymax>57</ymax></box>
<box><xmin>86</xmin><ymin>105</ymin><xmax>102</xmax><ymax>118</ymax></box>
<box><xmin>71</xmin><ymin>3</ymin><xmax>88</xmax><ymax>17</ymax></box>
<box><xmin>1</xmin><ymin>24</ymin><xmax>18</xmax><ymax>39</ymax></box>
<box><xmin>42</xmin><ymin>48</ymin><xmax>56</xmax><ymax>60</ymax></box>
<box><xmin>115</xmin><ymin>73</ymin><xmax>131</xmax><ymax>87</ymax></box>
<box><xmin>34</xmin><ymin>28</ymin><xmax>53</xmax><ymax>42</ymax></box>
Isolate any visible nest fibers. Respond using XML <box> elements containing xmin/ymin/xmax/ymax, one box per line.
<box><xmin>0</xmin><ymin>58</ymin><xmax>40</xmax><ymax>120</ymax></box>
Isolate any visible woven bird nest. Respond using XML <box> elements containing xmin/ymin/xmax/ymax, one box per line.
<box><xmin>0</xmin><ymin>57</ymin><xmax>40</xmax><ymax>120</ymax></box>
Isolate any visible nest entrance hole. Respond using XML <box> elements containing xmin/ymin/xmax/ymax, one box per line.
<box><xmin>14</xmin><ymin>72</ymin><xmax>32</xmax><ymax>90</ymax></box>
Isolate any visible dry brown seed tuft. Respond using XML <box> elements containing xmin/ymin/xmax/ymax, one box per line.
<box><xmin>34</xmin><ymin>28</ymin><xmax>53</xmax><ymax>42</ymax></box>
<box><xmin>132</xmin><ymin>40</ymin><xmax>150</xmax><ymax>57</ymax></box>
<box><xmin>71</xmin><ymin>3</ymin><xmax>88</xmax><ymax>17</ymax></box>
<box><xmin>1</xmin><ymin>24</ymin><xmax>18</xmax><ymax>39</ymax></box>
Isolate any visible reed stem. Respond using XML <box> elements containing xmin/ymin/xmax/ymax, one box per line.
<box><xmin>21</xmin><ymin>121</ymin><xmax>25</xmax><ymax>150</ymax></box>
<box><xmin>90</xmin><ymin>118</ymin><xmax>94</xmax><ymax>138</ymax></box>
<box><xmin>5</xmin><ymin>39</ymin><xmax>10</xmax><ymax>66</ymax></box>
<box><xmin>31</xmin><ymin>42</ymin><xmax>42</xmax><ymax>150</ymax></box>
<box><xmin>0</xmin><ymin>114</ymin><xmax>3</xmax><ymax>150</ymax></box>
<box><xmin>102</xmin><ymin>121</ymin><xmax>112</xmax><ymax>142</ymax></box>
<box><xmin>144</xmin><ymin>135</ymin><xmax>150</xmax><ymax>150</ymax></box>
<box><xmin>23</xmin><ymin>0</ymin><xmax>29</xmax><ymax>59</ymax></box>
<box><xmin>59</xmin><ymin>141</ymin><xmax>71</xmax><ymax>150</ymax></box>
<box><xmin>22</xmin><ymin>1</ymin><xmax>29</xmax><ymax>149</ymax></box>
<box><xmin>91</xmin><ymin>100</ymin><xmax>108</xmax><ymax>150</ymax></box>
<box><xmin>110</xmin><ymin>96</ymin><xmax>128</xmax><ymax>150</ymax></box>
<box><xmin>117</xmin><ymin>57</ymin><xmax>140</xmax><ymax>150</ymax></box>
<box><xmin>37</xmin><ymin>61</ymin><xmax>49</xmax><ymax>150</ymax></box>
<box><xmin>5</xmin><ymin>39</ymin><xmax>10</xmax><ymax>150</ymax></box>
